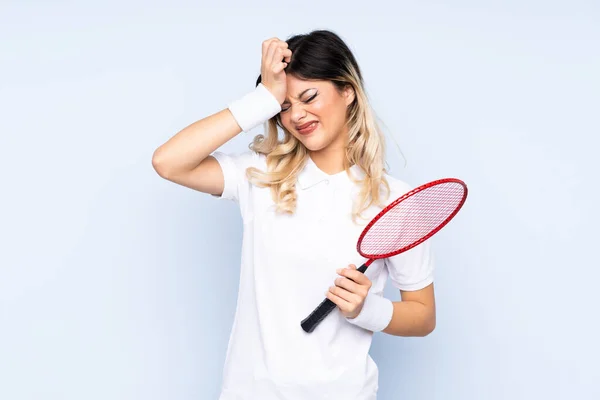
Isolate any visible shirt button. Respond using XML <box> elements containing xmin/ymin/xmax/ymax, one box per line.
<box><xmin>325</xmin><ymin>180</ymin><xmax>330</xmax><ymax>185</ymax></box>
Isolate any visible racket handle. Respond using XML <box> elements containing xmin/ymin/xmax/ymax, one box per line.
<box><xmin>300</xmin><ymin>263</ymin><xmax>369</xmax><ymax>333</ymax></box>
<box><xmin>300</xmin><ymin>298</ymin><xmax>337</xmax><ymax>333</ymax></box>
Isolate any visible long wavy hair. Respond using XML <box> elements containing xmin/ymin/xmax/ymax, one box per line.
<box><xmin>247</xmin><ymin>29</ymin><xmax>390</xmax><ymax>223</ymax></box>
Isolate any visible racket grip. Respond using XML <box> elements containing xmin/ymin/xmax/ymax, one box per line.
<box><xmin>300</xmin><ymin>263</ymin><xmax>369</xmax><ymax>333</ymax></box>
<box><xmin>300</xmin><ymin>298</ymin><xmax>337</xmax><ymax>333</ymax></box>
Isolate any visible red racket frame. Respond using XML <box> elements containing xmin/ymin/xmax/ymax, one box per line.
<box><xmin>358</xmin><ymin>178</ymin><xmax>468</xmax><ymax>263</ymax></box>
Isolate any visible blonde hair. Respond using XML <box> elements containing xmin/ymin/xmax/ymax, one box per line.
<box><xmin>245</xmin><ymin>59</ymin><xmax>390</xmax><ymax>223</ymax></box>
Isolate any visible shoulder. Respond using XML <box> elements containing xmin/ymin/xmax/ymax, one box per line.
<box><xmin>212</xmin><ymin>149</ymin><xmax>267</xmax><ymax>172</ymax></box>
<box><xmin>383</xmin><ymin>173</ymin><xmax>414</xmax><ymax>202</ymax></box>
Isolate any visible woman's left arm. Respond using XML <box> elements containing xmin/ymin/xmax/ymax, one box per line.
<box><xmin>328</xmin><ymin>264</ymin><xmax>436</xmax><ymax>336</ymax></box>
<box><xmin>382</xmin><ymin>284</ymin><xmax>436</xmax><ymax>337</ymax></box>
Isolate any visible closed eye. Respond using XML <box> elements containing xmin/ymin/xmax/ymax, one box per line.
<box><xmin>281</xmin><ymin>93</ymin><xmax>318</xmax><ymax>112</ymax></box>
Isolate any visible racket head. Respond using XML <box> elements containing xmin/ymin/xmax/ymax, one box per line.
<box><xmin>357</xmin><ymin>178</ymin><xmax>468</xmax><ymax>259</ymax></box>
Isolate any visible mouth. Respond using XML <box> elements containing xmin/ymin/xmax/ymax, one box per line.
<box><xmin>296</xmin><ymin>121</ymin><xmax>319</xmax><ymax>135</ymax></box>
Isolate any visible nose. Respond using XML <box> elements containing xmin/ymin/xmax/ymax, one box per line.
<box><xmin>289</xmin><ymin>101</ymin><xmax>307</xmax><ymax>124</ymax></box>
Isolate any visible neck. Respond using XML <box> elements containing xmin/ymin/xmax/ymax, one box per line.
<box><xmin>309</xmin><ymin>148</ymin><xmax>347</xmax><ymax>175</ymax></box>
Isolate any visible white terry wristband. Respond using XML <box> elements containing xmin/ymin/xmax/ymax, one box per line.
<box><xmin>227</xmin><ymin>83</ymin><xmax>282</xmax><ymax>132</ymax></box>
<box><xmin>346</xmin><ymin>293</ymin><xmax>394</xmax><ymax>332</ymax></box>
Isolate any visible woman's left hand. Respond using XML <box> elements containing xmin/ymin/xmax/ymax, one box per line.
<box><xmin>326</xmin><ymin>264</ymin><xmax>372</xmax><ymax>319</ymax></box>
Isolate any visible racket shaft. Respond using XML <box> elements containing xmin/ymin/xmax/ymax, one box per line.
<box><xmin>300</xmin><ymin>263</ymin><xmax>369</xmax><ymax>333</ymax></box>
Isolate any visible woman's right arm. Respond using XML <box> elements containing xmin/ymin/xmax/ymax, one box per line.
<box><xmin>151</xmin><ymin>38</ymin><xmax>291</xmax><ymax>196</ymax></box>
<box><xmin>151</xmin><ymin>108</ymin><xmax>243</xmax><ymax>196</ymax></box>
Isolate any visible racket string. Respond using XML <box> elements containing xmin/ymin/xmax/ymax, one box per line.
<box><xmin>361</xmin><ymin>182</ymin><xmax>465</xmax><ymax>256</ymax></box>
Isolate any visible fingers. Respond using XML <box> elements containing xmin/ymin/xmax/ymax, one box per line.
<box><xmin>326</xmin><ymin>264</ymin><xmax>372</xmax><ymax>318</ymax></box>
<box><xmin>271</xmin><ymin>48</ymin><xmax>287</xmax><ymax>73</ymax></box>
<box><xmin>263</xmin><ymin>41</ymin><xmax>277</xmax><ymax>68</ymax></box>
<box><xmin>328</xmin><ymin>282</ymin><xmax>360</xmax><ymax>303</ymax></box>
<box><xmin>270</xmin><ymin>43</ymin><xmax>288</xmax><ymax>66</ymax></box>
<box><xmin>325</xmin><ymin>289</ymin><xmax>352</xmax><ymax>309</ymax></box>
<box><xmin>282</xmin><ymin>48</ymin><xmax>292</xmax><ymax>63</ymax></box>
<box><xmin>333</xmin><ymin>275</ymin><xmax>360</xmax><ymax>294</ymax></box>
<box><xmin>330</xmin><ymin>273</ymin><xmax>368</xmax><ymax>301</ymax></box>
<box><xmin>263</xmin><ymin>38</ymin><xmax>289</xmax><ymax>67</ymax></box>
<box><xmin>326</xmin><ymin>286</ymin><xmax>363</xmax><ymax>316</ymax></box>
<box><xmin>336</xmin><ymin>264</ymin><xmax>371</xmax><ymax>287</ymax></box>
<box><xmin>267</xmin><ymin>42</ymin><xmax>280</xmax><ymax>65</ymax></box>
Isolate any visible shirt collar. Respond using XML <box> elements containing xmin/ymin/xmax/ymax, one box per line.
<box><xmin>297</xmin><ymin>156</ymin><xmax>365</xmax><ymax>190</ymax></box>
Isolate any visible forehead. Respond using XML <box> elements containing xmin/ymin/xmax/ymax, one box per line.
<box><xmin>285</xmin><ymin>75</ymin><xmax>333</xmax><ymax>98</ymax></box>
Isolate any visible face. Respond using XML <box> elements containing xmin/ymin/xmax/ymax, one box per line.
<box><xmin>278</xmin><ymin>75</ymin><xmax>355</xmax><ymax>153</ymax></box>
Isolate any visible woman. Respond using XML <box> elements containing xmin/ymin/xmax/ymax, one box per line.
<box><xmin>152</xmin><ymin>29</ymin><xmax>436</xmax><ymax>400</ymax></box>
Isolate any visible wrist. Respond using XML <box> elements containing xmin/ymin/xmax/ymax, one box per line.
<box><xmin>346</xmin><ymin>293</ymin><xmax>393</xmax><ymax>332</ymax></box>
<box><xmin>227</xmin><ymin>83</ymin><xmax>281</xmax><ymax>132</ymax></box>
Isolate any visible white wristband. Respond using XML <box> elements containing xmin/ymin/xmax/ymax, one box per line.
<box><xmin>346</xmin><ymin>293</ymin><xmax>394</xmax><ymax>332</ymax></box>
<box><xmin>227</xmin><ymin>83</ymin><xmax>282</xmax><ymax>132</ymax></box>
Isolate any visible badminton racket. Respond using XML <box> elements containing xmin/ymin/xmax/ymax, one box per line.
<box><xmin>300</xmin><ymin>177</ymin><xmax>468</xmax><ymax>333</ymax></box>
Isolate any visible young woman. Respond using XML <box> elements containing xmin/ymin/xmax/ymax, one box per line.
<box><xmin>152</xmin><ymin>29</ymin><xmax>436</xmax><ymax>400</ymax></box>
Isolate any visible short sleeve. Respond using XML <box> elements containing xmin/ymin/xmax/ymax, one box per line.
<box><xmin>210</xmin><ymin>150</ymin><xmax>264</xmax><ymax>217</ymax></box>
<box><xmin>384</xmin><ymin>240</ymin><xmax>435</xmax><ymax>291</ymax></box>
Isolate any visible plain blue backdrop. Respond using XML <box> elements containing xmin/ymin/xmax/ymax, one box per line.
<box><xmin>1</xmin><ymin>1</ymin><xmax>598</xmax><ymax>399</ymax></box>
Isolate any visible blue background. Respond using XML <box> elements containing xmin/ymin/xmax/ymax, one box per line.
<box><xmin>1</xmin><ymin>1</ymin><xmax>598</xmax><ymax>399</ymax></box>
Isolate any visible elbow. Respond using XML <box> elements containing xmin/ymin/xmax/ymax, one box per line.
<box><xmin>420</xmin><ymin>314</ymin><xmax>436</xmax><ymax>336</ymax></box>
<box><xmin>421</xmin><ymin>319</ymin><xmax>436</xmax><ymax>336</ymax></box>
<box><xmin>152</xmin><ymin>149</ymin><xmax>170</xmax><ymax>178</ymax></box>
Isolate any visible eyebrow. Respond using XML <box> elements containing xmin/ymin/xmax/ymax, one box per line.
<box><xmin>282</xmin><ymin>88</ymin><xmax>316</xmax><ymax>104</ymax></box>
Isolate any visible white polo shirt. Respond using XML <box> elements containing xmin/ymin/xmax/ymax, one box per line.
<box><xmin>211</xmin><ymin>150</ymin><xmax>434</xmax><ymax>400</ymax></box>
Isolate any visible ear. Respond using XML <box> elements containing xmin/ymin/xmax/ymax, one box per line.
<box><xmin>343</xmin><ymin>85</ymin><xmax>356</xmax><ymax>106</ymax></box>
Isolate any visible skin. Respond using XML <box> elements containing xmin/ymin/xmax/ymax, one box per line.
<box><xmin>265</xmin><ymin>38</ymin><xmax>436</xmax><ymax>337</ymax></box>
